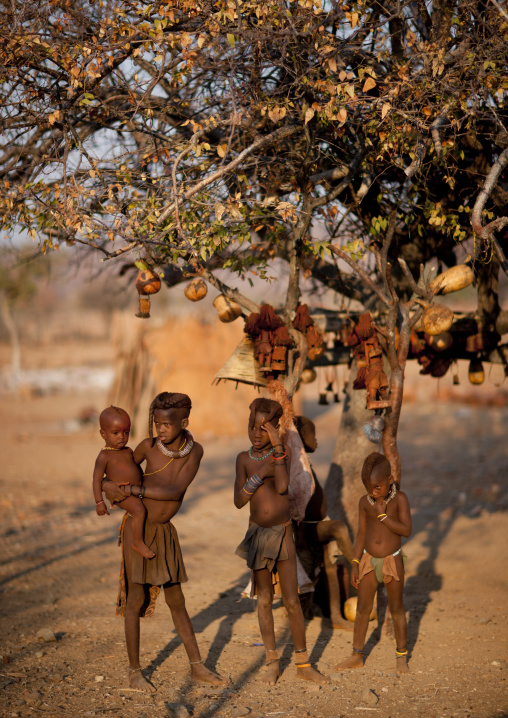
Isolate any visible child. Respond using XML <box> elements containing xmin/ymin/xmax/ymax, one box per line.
<box><xmin>335</xmin><ymin>452</ymin><xmax>412</xmax><ymax>674</ymax></box>
<box><xmin>93</xmin><ymin>406</ymin><xmax>155</xmax><ymax>560</ymax></box>
<box><xmin>101</xmin><ymin>392</ymin><xmax>226</xmax><ymax>693</ymax></box>
<box><xmin>234</xmin><ymin>398</ymin><xmax>329</xmax><ymax>686</ymax></box>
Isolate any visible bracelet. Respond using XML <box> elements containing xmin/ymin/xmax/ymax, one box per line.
<box><xmin>379</xmin><ymin>515</ymin><xmax>388</xmax><ymax>522</ymax></box>
<box><xmin>273</xmin><ymin>444</ymin><xmax>283</xmax><ymax>449</ymax></box>
<box><xmin>95</xmin><ymin>500</ymin><xmax>105</xmax><ymax>506</ymax></box>
<box><xmin>352</xmin><ymin>558</ymin><xmax>360</xmax><ymax>564</ymax></box>
<box><xmin>243</xmin><ymin>473</ymin><xmax>264</xmax><ymax>495</ymax></box>
<box><xmin>377</xmin><ymin>513</ymin><xmax>387</xmax><ymax>519</ymax></box>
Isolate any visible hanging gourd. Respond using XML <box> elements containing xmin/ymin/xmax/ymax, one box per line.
<box><xmin>213</xmin><ymin>294</ymin><xmax>243</xmax><ymax>322</ymax></box>
<box><xmin>424</xmin><ymin>331</ymin><xmax>453</xmax><ymax>352</ymax></box>
<box><xmin>430</xmin><ymin>264</ymin><xmax>474</xmax><ymax>295</ymax></box>
<box><xmin>135</xmin><ymin>261</ymin><xmax>161</xmax><ymax>319</ymax></box>
<box><xmin>468</xmin><ymin>359</ymin><xmax>485</xmax><ymax>385</ymax></box>
<box><xmin>300</xmin><ymin>367</ymin><xmax>317</xmax><ymax>384</ymax></box>
<box><xmin>422</xmin><ymin>303</ymin><xmax>454</xmax><ymax>335</ymax></box>
<box><xmin>184</xmin><ymin>278</ymin><xmax>208</xmax><ymax>302</ymax></box>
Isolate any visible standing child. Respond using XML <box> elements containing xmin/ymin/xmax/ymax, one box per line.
<box><xmin>234</xmin><ymin>398</ymin><xmax>329</xmax><ymax>686</ymax></box>
<box><xmin>335</xmin><ymin>452</ymin><xmax>412</xmax><ymax>674</ymax></box>
<box><xmin>101</xmin><ymin>392</ymin><xmax>226</xmax><ymax>692</ymax></box>
<box><xmin>93</xmin><ymin>406</ymin><xmax>155</xmax><ymax>560</ymax></box>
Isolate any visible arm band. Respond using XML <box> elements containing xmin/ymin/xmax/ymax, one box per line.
<box><xmin>243</xmin><ymin>474</ymin><xmax>264</xmax><ymax>495</ymax></box>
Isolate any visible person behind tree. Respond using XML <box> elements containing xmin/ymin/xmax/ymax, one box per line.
<box><xmin>335</xmin><ymin>452</ymin><xmax>412</xmax><ymax>674</ymax></box>
<box><xmin>293</xmin><ymin>415</ymin><xmax>355</xmax><ymax>631</ymax></box>
<box><xmin>234</xmin><ymin>398</ymin><xmax>329</xmax><ymax>686</ymax></box>
<box><xmin>102</xmin><ymin>392</ymin><xmax>226</xmax><ymax>693</ymax></box>
<box><xmin>92</xmin><ymin>406</ymin><xmax>154</xmax><ymax>560</ymax></box>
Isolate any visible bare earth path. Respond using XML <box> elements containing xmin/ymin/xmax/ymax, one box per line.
<box><xmin>0</xmin><ymin>386</ymin><xmax>507</xmax><ymax>718</ymax></box>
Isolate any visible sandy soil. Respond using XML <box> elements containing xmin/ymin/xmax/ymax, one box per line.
<box><xmin>0</xmin><ymin>342</ymin><xmax>507</xmax><ymax>718</ymax></box>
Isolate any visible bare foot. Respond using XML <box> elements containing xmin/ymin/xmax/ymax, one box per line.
<box><xmin>331</xmin><ymin>615</ymin><xmax>354</xmax><ymax>632</ymax></box>
<box><xmin>396</xmin><ymin>654</ymin><xmax>410</xmax><ymax>674</ymax></box>
<box><xmin>131</xmin><ymin>541</ymin><xmax>155</xmax><ymax>560</ymax></box>
<box><xmin>128</xmin><ymin>668</ymin><xmax>156</xmax><ymax>693</ymax></box>
<box><xmin>334</xmin><ymin>652</ymin><xmax>364</xmax><ymax>670</ymax></box>
<box><xmin>190</xmin><ymin>662</ymin><xmax>228</xmax><ymax>686</ymax></box>
<box><xmin>296</xmin><ymin>664</ymin><xmax>330</xmax><ymax>684</ymax></box>
<box><xmin>260</xmin><ymin>660</ymin><xmax>280</xmax><ymax>686</ymax></box>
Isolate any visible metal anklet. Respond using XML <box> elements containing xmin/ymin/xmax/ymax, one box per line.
<box><xmin>295</xmin><ymin>648</ymin><xmax>307</xmax><ymax>653</ymax></box>
<box><xmin>296</xmin><ymin>662</ymin><xmax>311</xmax><ymax>668</ymax></box>
<box><xmin>395</xmin><ymin>649</ymin><xmax>408</xmax><ymax>656</ymax></box>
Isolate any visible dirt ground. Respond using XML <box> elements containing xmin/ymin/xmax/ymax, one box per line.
<box><xmin>0</xmin><ymin>339</ymin><xmax>507</xmax><ymax>718</ymax></box>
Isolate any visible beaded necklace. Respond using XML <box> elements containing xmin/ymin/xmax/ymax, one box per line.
<box><xmin>248</xmin><ymin>446</ymin><xmax>275</xmax><ymax>461</ymax></box>
<box><xmin>367</xmin><ymin>483</ymin><xmax>396</xmax><ymax>506</ymax></box>
<box><xmin>156</xmin><ymin>431</ymin><xmax>194</xmax><ymax>458</ymax></box>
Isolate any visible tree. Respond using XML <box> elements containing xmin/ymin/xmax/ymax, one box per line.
<box><xmin>1</xmin><ymin>0</ymin><xmax>507</xmax><ymax>529</ymax></box>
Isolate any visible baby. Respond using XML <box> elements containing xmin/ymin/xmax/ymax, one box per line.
<box><xmin>92</xmin><ymin>406</ymin><xmax>154</xmax><ymax>560</ymax></box>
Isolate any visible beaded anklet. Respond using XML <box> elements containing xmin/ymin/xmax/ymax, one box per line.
<box><xmin>128</xmin><ymin>667</ymin><xmax>141</xmax><ymax>673</ymax></box>
<box><xmin>352</xmin><ymin>647</ymin><xmax>364</xmax><ymax>656</ymax></box>
<box><xmin>189</xmin><ymin>659</ymin><xmax>204</xmax><ymax>665</ymax></box>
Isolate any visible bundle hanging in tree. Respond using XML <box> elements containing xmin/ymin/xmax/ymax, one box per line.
<box><xmin>213</xmin><ymin>336</ymin><xmax>268</xmax><ymax>388</ymax></box>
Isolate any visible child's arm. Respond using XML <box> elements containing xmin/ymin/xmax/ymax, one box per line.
<box><xmin>92</xmin><ymin>452</ymin><xmax>110</xmax><ymax>516</ymax></box>
<box><xmin>262</xmin><ymin>422</ymin><xmax>290</xmax><ymax>495</ymax></box>
<box><xmin>128</xmin><ymin>443</ymin><xmax>204</xmax><ymax>502</ymax></box>
<box><xmin>233</xmin><ymin>453</ymin><xmax>267</xmax><ymax>508</ymax></box>
<box><xmin>375</xmin><ymin>491</ymin><xmax>412</xmax><ymax>538</ymax></box>
<box><xmin>133</xmin><ymin>439</ymin><xmax>149</xmax><ymax>466</ymax></box>
<box><xmin>350</xmin><ymin>498</ymin><xmax>367</xmax><ymax>588</ymax></box>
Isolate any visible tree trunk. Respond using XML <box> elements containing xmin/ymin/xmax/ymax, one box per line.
<box><xmin>0</xmin><ymin>292</ymin><xmax>21</xmax><ymax>379</ymax></box>
<box><xmin>324</xmin><ymin>360</ymin><xmax>375</xmax><ymax>537</ymax></box>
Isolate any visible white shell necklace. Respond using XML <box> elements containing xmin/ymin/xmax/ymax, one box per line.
<box><xmin>367</xmin><ymin>483</ymin><xmax>397</xmax><ymax>506</ymax></box>
<box><xmin>156</xmin><ymin>431</ymin><xmax>194</xmax><ymax>458</ymax></box>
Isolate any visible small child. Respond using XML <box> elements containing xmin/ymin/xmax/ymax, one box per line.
<box><xmin>234</xmin><ymin>398</ymin><xmax>328</xmax><ymax>686</ymax></box>
<box><xmin>92</xmin><ymin>406</ymin><xmax>155</xmax><ymax>560</ymax></box>
<box><xmin>335</xmin><ymin>452</ymin><xmax>412</xmax><ymax>673</ymax></box>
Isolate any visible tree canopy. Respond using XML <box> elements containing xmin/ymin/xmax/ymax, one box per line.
<box><xmin>1</xmin><ymin>1</ymin><xmax>508</xmax><ymax>470</ymax></box>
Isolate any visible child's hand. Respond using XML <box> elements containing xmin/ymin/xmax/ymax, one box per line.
<box><xmin>261</xmin><ymin>420</ymin><xmax>281</xmax><ymax>447</ymax></box>
<box><xmin>374</xmin><ymin>498</ymin><xmax>387</xmax><ymax>516</ymax></box>
<box><xmin>96</xmin><ymin>501</ymin><xmax>110</xmax><ymax>516</ymax></box>
<box><xmin>351</xmin><ymin>563</ymin><xmax>359</xmax><ymax>589</ymax></box>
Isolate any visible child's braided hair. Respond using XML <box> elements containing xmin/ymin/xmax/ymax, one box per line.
<box><xmin>99</xmin><ymin>405</ymin><xmax>129</xmax><ymax>429</ymax></box>
<box><xmin>248</xmin><ymin>398</ymin><xmax>283</xmax><ymax>429</ymax></box>
<box><xmin>148</xmin><ymin>392</ymin><xmax>192</xmax><ymax>445</ymax></box>
<box><xmin>361</xmin><ymin>452</ymin><xmax>390</xmax><ymax>488</ymax></box>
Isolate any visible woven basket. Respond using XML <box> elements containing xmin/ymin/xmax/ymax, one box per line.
<box><xmin>213</xmin><ymin>336</ymin><xmax>268</xmax><ymax>388</ymax></box>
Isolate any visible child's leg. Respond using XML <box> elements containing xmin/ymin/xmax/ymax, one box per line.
<box><xmin>277</xmin><ymin>527</ymin><xmax>329</xmax><ymax>684</ymax></box>
<box><xmin>163</xmin><ymin>582</ymin><xmax>227</xmax><ymax>685</ymax></box>
<box><xmin>315</xmin><ymin>519</ymin><xmax>354</xmax><ymax>630</ymax></box>
<box><xmin>385</xmin><ymin>557</ymin><xmax>409</xmax><ymax>674</ymax></box>
<box><xmin>254</xmin><ymin>568</ymin><xmax>280</xmax><ymax>685</ymax></box>
<box><xmin>335</xmin><ymin>570</ymin><xmax>378</xmax><ymax>670</ymax></box>
<box><xmin>117</xmin><ymin>496</ymin><xmax>155</xmax><ymax>560</ymax></box>
<box><xmin>122</xmin><ymin>518</ymin><xmax>156</xmax><ymax>693</ymax></box>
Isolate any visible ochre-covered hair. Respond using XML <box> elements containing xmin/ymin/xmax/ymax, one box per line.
<box><xmin>248</xmin><ymin>397</ymin><xmax>283</xmax><ymax>429</ymax></box>
<box><xmin>361</xmin><ymin>452</ymin><xmax>391</xmax><ymax>488</ymax></box>
<box><xmin>148</xmin><ymin>392</ymin><xmax>192</xmax><ymax>444</ymax></box>
<box><xmin>99</xmin><ymin>405</ymin><xmax>129</xmax><ymax>429</ymax></box>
